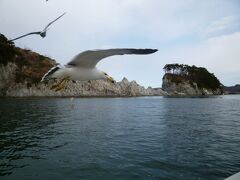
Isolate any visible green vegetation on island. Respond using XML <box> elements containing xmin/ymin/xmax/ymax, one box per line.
<box><xmin>163</xmin><ymin>63</ymin><xmax>222</xmax><ymax>91</ymax></box>
<box><xmin>0</xmin><ymin>34</ymin><xmax>16</xmax><ymax>65</ymax></box>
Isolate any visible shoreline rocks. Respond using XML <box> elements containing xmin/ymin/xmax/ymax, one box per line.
<box><xmin>0</xmin><ymin>62</ymin><xmax>164</xmax><ymax>97</ymax></box>
<box><xmin>162</xmin><ymin>74</ymin><xmax>223</xmax><ymax>96</ymax></box>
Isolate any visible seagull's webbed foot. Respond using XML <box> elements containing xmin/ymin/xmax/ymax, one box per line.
<box><xmin>54</xmin><ymin>79</ymin><xmax>70</xmax><ymax>91</ymax></box>
<box><xmin>107</xmin><ymin>76</ymin><xmax>116</xmax><ymax>84</ymax></box>
<box><xmin>50</xmin><ymin>79</ymin><xmax>64</xmax><ymax>90</ymax></box>
<box><xmin>51</xmin><ymin>77</ymin><xmax>70</xmax><ymax>92</ymax></box>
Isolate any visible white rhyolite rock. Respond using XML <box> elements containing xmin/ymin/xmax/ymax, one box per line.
<box><xmin>0</xmin><ymin>63</ymin><xmax>165</xmax><ymax>97</ymax></box>
<box><xmin>162</xmin><ymin>74</ymin><xmax>222</xmax><ymax>96</ymax></box>
<box><xmin>0</xmin><ymin>63</ymin><xmax>17</xmax><ymax>96</ymax></box>
<box><xmin>0</xmin><ymin>62</ymin><xmax>222</xmax><ymax>97</ymax></box>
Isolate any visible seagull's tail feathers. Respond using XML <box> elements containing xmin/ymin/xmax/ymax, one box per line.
<box><xmin>41</xmin><ymin>65</ymin><xmax>61</xmax><ymax>82</ymax></box>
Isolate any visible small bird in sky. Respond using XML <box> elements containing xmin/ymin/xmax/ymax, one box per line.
<box><xmin>41</xmin><ymin>48</ymin><xmax>158</xmax><ymax>91</ymax></box>
<box><xmin>10</xmin><ymin>12</ymin><xmax>66</xmax><ymax>41</ymax></box>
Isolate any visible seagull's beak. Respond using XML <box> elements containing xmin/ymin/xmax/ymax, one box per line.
<box><xmin>107</xmin><ymin>76</ymin><xmax>115</xmax><ymax>84</ymax></box>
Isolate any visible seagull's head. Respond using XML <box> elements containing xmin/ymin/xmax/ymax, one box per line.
<box><xmin>101</xmin><ymin>71</ymin><xmax>115</xmax><ymax>84</ymax></box>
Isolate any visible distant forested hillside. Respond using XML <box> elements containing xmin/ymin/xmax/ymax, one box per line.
<box><xmin>224</xmin><ymin>85</ymin><xmax>240</xmax><ymax>94</ymax></box>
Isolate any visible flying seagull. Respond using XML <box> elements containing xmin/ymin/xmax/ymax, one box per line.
<box><xmin>41</xmin><ymin>48</ymin><xmax>158</xmax><ymax>91</ymax></box>
<box><xmin>10</xmin><ymin>12</ymin><xmax>66</xmax><ymax>41</ymax></box>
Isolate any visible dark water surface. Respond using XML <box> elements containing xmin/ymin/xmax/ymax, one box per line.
<box><xmin>0</xmin><ymin>96</ymin><xmax>240</xmax><ymax>179</ymax></box>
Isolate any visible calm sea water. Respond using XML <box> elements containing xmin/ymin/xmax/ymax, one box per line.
<box><xmin>0</xmin><ymin>96</ymin><xmax>240</xmax><ymax>180</ymax></box>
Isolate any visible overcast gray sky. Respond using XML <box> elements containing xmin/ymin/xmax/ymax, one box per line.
<box><xmin>1</xmin><ymin>0</ymin><xmax>240</xmax><ymax>87</ymax></box>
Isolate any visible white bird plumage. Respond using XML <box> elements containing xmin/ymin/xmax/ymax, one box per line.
<box><xmin>41</xmin><ymin>48</ymin><xmax>158</xmax><ymax>91</ymax></box>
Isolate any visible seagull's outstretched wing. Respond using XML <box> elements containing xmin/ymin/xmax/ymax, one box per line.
<box><xmin>43</xmin><ymin>12</ymin><xmax>66</xmax><ymax>32</ymax></box>
<box><xmin>10</xmin><ymin>32</ymin><xmax>42</xmax><ymax>41</ymax></box>
<box><xmin>10</xmin><ymin>13</ymin><xmax>65</xmax><ymax>41</ymax></box>
<box><xmin>66</xmin><ymin>48</ymin><xmax>158</xmax><ymax>68</ymax></box>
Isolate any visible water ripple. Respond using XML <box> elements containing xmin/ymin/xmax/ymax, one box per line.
<box><xmin>0</xmin><ymin>96</ymin><xmax>240</xmax><ymax>179</ymax></box>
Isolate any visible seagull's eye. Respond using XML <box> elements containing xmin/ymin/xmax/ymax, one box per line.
<box><xmin>104</xmin><ymin>73</ymin><xmax>108</xmax><ymax>76</ymax></box>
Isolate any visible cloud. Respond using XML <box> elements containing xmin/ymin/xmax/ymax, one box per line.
<box><xmin>204</xmin><ymin>15</ymin><xmax>240</xmax><ymax>37</ymax></box>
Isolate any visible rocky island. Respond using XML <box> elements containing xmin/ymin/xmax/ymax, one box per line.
<box><xmin>162</xmin><ymin>64</ymin><xmax>223</xmax><ymax>96</ymax></box>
